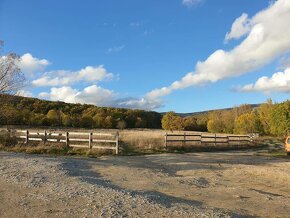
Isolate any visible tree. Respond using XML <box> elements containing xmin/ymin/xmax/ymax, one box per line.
<box><xmin>233</xmin><ymin>111</ymin><xmax>262</xmax><ymax>134</ymax></box>
<box><xmin>103</xmin><ymin>116</ymin><xmax>114</xmax><ymax>129</ymax></box>
<box><xmin>117</xmin><ymin>120</ymin><xmax>127</xmax><ymax>130</ymax></box>
<box><xmin>183</xmin><ymin>116</ymin><xmax>198</xmax><ymax>131</ymax></box>
<box><xmin>80</xmin><ymin>115</ymin><xmax>94</xmax><ymax>128</ymax></box>
<box><xmin>161</xmin><ymin>112</ymin><xmax>184</xmax><ymax>131</ymax></box>
<box><xmin>270</xmin><ymin>101</ymin><xmax>290</xmax><ymax>136</ymax></box>
<box><xmin>46</xmin><ymin>109</ymin><xmax>61</xmax><ymax>126</ymax></box>
<box><xmin>0</xmin><ymin>41</ymin><xmax>25</xmax><ymax>95</ymax></box>
<box><xmin>257</xmin><ymin>99</ymin><xmax>273</xmax><ymax>135</ymax></box>
<box><xmin>207</xmin><ymin>111</ymin><xmax>225</xmax><ymax>133</ymax></box>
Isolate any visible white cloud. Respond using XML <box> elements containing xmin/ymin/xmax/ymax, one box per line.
<box><xmin>225</xmin><ymin>13</ymin><xmax>252</xmax><ymax>42</ymax></box>
<box><xmin>38</xmin><ymin>92</ymin><xmax>50</xmax><ymax>98</ymax></box>
<box><xmin>18</xmin><ymin>53</ymin><xmax>50</xmax><ymax>75</ymax></box>
<box><xmin>106</xmin><ymin>45</ymin><xmax>125</xmax><ymax>54</ymax></box>
<box><xmin>182</xmin><ymin>0</ymin><xmax>204</xmax><ymax>7</ymax></box>
<box><xmin>39</xmin><ymin>85</ymin><xmax>161</xmax><ymax>110</ymax></box>
<box><xmin>237</xmin><ymin>68</ymin><xmax>290</xmax><ymax>93</ymax></box>
<box><xmin>16</xmin><ymin>90</ymin><xmax>33</xmax><ymax>97</ymax></box>
<box><xmin>145</xmin><ymin>0</ymin><xmax>290</xmax><ymax>100</ymax></box>
<box><xmin>130</xmin><ymin>22</ymin><xmax>142</xmax><ymax>27</ymax></box>
<box><xmin>32</xmin><ymin>65</ymin><xmax>113</xmax><ymax>87</ymax></box>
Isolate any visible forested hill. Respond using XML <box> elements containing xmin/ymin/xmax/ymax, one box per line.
<box><xmin>0</xmin><ymin>95</ymin><xmax>162</xmax><ymax>129</ymax></box>
<box><xmin>1</xmin><ymin>95</ymin><xmax>289</xmax><ymax>136</ymax></box>
<box><xmin>174</xmin><ymin>104</ymin><xmax>261</xmax><ymax>117</ymax></box>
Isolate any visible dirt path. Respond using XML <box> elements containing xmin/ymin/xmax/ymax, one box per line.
<box><xmin>0</xmin><ymin>151</ymin><xmax>290</xmax><ymax>217</ymax></box>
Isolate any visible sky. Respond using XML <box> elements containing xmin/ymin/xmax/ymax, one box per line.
<box><xmin>0</xmin><ymin>0</ymin><xmax>290</xmax><ymax>112</ymax></box>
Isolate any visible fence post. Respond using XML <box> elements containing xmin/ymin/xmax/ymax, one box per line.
<box><xmin>200</xmin><ymin>134</ymin><xmax>203</xmax><ymax>145</ymax></box>
<box><xmin>214</xmin><ymin>134</ymin><xmax>217</xmax><ymax>146</ymax></box>
<box><xmin>115</xmin><ymin>131</ymin><xmax>119</xmax><ymax>155</ymax></box>
<box><xmin>164</xmin><ymin>132</ymin><xmax>167</xmax><ymax>149</ymax></box>
<box><xmin>25</xmin><ymin>130</ymin><xmax>29</xmax><ymax>144</ymax></box>
<box><xmin>56</xmin><ymin>133</ymin><xmax>60</xmax><ymax>143</ymax></box>
<box><xmin>89</xmin><ymin>132</ymin><xmax>92</xmax><ymax>149</ymax></box>
<box><xmin>44</xmin><ymin>130</ymin><xmax>47</xmax><ymax>144</ymax></box>
<box><xmin>183</xmin><ymin>132</ymin><xmax>186</xmax><ymax>147</ymax></box>
<box><xmin>65</xmin><ymin>132</ymin><xmax>69</xmax><ymax>148</ymax></box>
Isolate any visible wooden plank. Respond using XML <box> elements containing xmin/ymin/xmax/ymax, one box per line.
<box><xmin>166</xmin><ymin>139</ymin><xmax>201</xmax><ymax>142</ymax></box>
<box><xmin>167</xmin><ymin>134</ymin><xmax>201</xmax><ymax>137</ymax></box>
<box><xmin>49</xmin><ymin>133</ymin><xmax>63</xmax><ymax>136</ymax></box>
<box><xmin>29</xmin><ymin>138</ymin><xmax>43</xmax><ymax>141</ymax></box>
<box><xmin>47</xmin><ymin>139</ymin><xmax>58</xmax><ymax>142</ymax></box>
<box><xmin>29</xmin><ymin>132</ymin><xmax>45</xmax><ymax>135</ymax></box>
<box><xmin>92</xmin><ymin>139</ymin><xmax>116</xmax><ymax>143</ymax></box>
<box><xmin>69</xmin><ymin>138</ymin><xmax>89</xmax><ymax>142</ymax></box>
<box><xmin>15</xmin><ymin>130</ymin><xmax>27</xmax><ymax>133</ymax></box>
<box><xmin>92</xmin><ymin>132</ymin><xmax>116</xmax><ymax>137</ymax></box>
<box><xmin>68</xmin><ymin>132</ymin><xmax>90</xmax><ymax>136</ymax></box>
<box><xmin>70</xmin><ymin>144</ymin><xmax>89</xmax><ymax>148</ymax></box>
<box><xmin>201</xmin><ymin>135</ymin><xmax>217</xmax><ymax>139</ymax></box>
<box><xmin>228</xmin><ymin>135</ymin><xmax>249</xmax><ymax>138</ymax></box>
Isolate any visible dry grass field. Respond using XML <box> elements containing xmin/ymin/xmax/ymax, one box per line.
<box><xmin>0</xmin><ymin>128</ymin><xmax>259</xmax><ymax>156</ymax></box>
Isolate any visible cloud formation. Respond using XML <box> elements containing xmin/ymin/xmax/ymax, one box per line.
<box><xmin>106</xmin><ymin>45</ymin><xmax>125</xmax><ymax>54</ymax></box>
<box><xmin>237</xmin><ymin>68</ymin><xmax>290</xmax><ymax>93</ymax></box>
<box><xmin>182</xmin><ymin>0</ymin><xmax>204</xmax><ymax>7</ymax></box>
<box><xmin>145</xmin><ymin>0</ymin><xmax>290</xmax><ymax>100</ymax></box>
<box><xmin>18</xmin><ymin>53</ymin><xmax>50</xmax><ymax>75</ymax></box>
<box><xmin>225</xmin><ymin>13</ymin><xmax>252</xmax><ymax>42</ymax></box>
<box><xmin>32</xmin><ymin>65</ymin><xmax>113</xmax><ymax>87</ymax></box>
<box><xmin>39</xmin><ymin>85</ymin><xmax>161</xmax><ymax>110</ymax></box>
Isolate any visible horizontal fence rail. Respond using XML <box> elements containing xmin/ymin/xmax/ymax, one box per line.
<box><xmin>164</xmin><ymin>132</ymin><xmax>254</xmax><ymax>149</ymax></box>
<box><xmin>9</xmin><ymin>129</ymin><xmax>119</xmax><ymax>154</ymax></box>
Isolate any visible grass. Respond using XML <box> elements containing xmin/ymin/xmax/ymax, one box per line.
<box><xmin>0</xmin><ymin>128</ymin><xmax>265</xmax><ymax>157</ymax></box>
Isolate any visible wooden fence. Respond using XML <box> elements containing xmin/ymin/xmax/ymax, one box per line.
<box><xmin>164</xmin><ymin>132</ymin><xmax>253</xmax><ymax>148</ymax></box>
<box><xmin>10</xmin><ymin>129</ymin><xmax>119</xmax><ymax>154</ymax></box>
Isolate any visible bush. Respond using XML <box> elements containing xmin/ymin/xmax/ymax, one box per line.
<box><xmin>0</xmin><ymin>131</ymin><xmax>18</xmax><ymax>147</ymax></box>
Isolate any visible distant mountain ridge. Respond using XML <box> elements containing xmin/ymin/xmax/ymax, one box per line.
<box><xmin>161</xmin><ymin>104</ymin><xmax>261</xmax><ymax>117</ymax></box>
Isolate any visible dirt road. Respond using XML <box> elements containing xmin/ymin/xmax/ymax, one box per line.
<box><xmin>0</xmin><ymin>151</ymin><xmax>289</xmax><ymax>217</ymax></box>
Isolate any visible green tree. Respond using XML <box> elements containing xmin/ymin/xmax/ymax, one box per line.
<box><xmin>46</xmin><ymin>109</ymin><xmax>61</xmax><ymax>126</ymax></box>
<box><xmin>183</xmin><ymin>116</ymin><xmax>198</xmax><ymax>131</ymax></box>
<box><xmin>234</xmin><ymin>111</ymin><xmax>262</xmax><ymax>134</ymax></box>
<box><xmin>257</xmin><ymin>99</ymin><xmax>273</xmax><ymax>135</ymax></box>
<box><xmin>117</xmin><ymin>120</ymin><xmax>127</xmax><ymax>130</ymax></box>
<box><xmin>270</xmin><ymin>101</ymin><xmax>290</xmax><ymax>136</ymax></box>
<box><xmin>207</xmin><ymin>111</ymin><xmax>225</xmax><ymax>133</ymax></box>
<box><xmin>80</xmin><ymin>115</ymin><xmax>94</xmax><ymax>128</ymax></box>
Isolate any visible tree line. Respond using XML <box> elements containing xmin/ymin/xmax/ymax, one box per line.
<box><xmin>0</xmin><ymin>95</ymin><xmax>162</xmax><ymax>129</ymax></box>
<box><xmin>162</xmin><ymin>100</ymin><xmax>290</xmax><ymax>136</ymax></box>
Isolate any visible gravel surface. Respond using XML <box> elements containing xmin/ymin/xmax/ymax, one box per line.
<box><xmin>0</xmin><ymin>152</ymin><xmax>232</xmax><ymax>218</ymax></box>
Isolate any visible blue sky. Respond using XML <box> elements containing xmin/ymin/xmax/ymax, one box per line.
<box><xmin>1</xmin><ymin>0</ymin><xmax>290</xmax><ymax>112</ymax></box>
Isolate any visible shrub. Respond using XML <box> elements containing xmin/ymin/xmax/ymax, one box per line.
<box><xmin>0</xmin><ymin>131</ymin><xmax>18</xmax><ymax>147</ymax></box>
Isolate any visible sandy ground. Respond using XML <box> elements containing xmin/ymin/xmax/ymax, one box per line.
<box><xmin>0</xmin><ymin>151</ymin><xmax>290</xmax><ymax>218</ymax></box>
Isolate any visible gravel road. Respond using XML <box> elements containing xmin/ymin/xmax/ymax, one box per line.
<box><xmin>0</xmin><ymin>152</ymin><xmax>231</xmax><ymax>218</ymax></box>
<box><xmin>1</xmin><ymin>151</ymin><xmax>289</xmax><ymax>218</ymax></box>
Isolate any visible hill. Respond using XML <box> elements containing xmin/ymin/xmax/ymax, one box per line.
<box><xmin>0</xmin><ymin>94</ymin><xmax>162</xmax><ymax>129</ymax></box>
